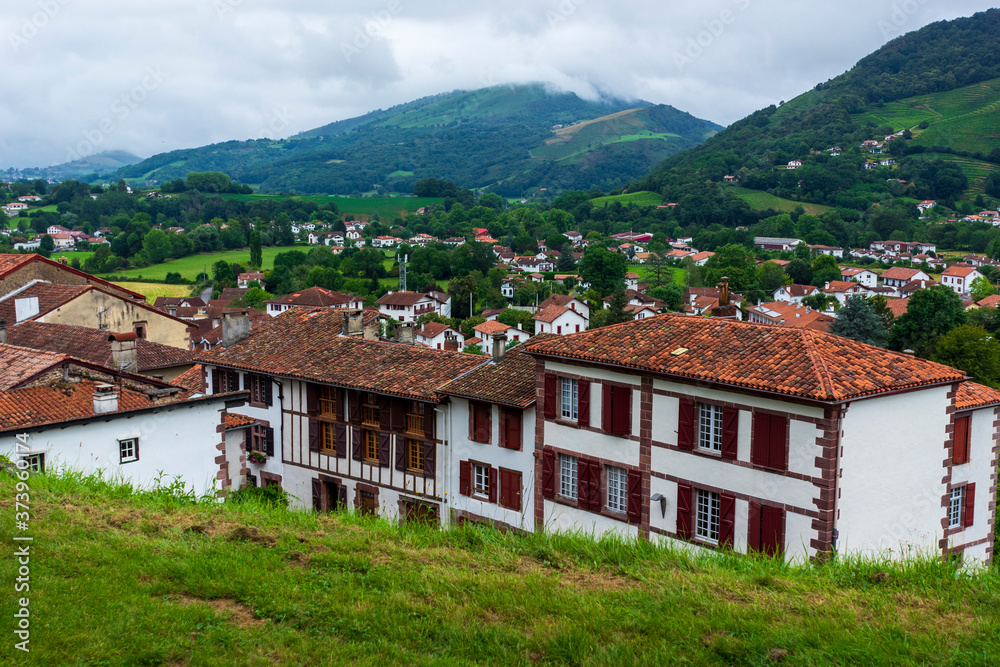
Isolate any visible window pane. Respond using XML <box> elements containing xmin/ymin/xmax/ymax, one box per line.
<box><xmin>698</xmin><ymin>404</ymin><xmax>722</xmax><ymax>452</ymax></box>
<box><xmin>560</xmin><ymin>378</ymin><xmax>578</xmax><ymax>420</ymax></box>
<box><xmin>474</xmin><ymin>464</ymin><xmax>489</xmax><ymax>495</ymax></box>
<box><xmin>949</xmin><ymin>488</ymin><xmax>963</xmax><ymax>528</ymax></box>
<box><xmin>559</xmin><ymin>454</ymin><xmax>577</xmax><ymax>499</ymax></box>
<box><xmin>606</xmin><ymin>466</ymin><xmax>627</xmax><ymax>514</ymax></box>
<box><xmin>695</xmin><ymin>489</ymin><xmax>720</xmax><ymax>542</ymax></box>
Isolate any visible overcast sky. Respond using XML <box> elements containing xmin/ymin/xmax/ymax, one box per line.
<box><xmin>1</xmin><ymin>0</ymin><xmax>996</xmax><ymax>170</ymax></box>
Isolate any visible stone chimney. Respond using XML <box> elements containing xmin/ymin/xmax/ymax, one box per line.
<box><xmin>492</xmin><ymin>332</ymin><xmax>508</xmax><ymax>362</ymax></box>
<box><xmin>93</xmin><ymin>383</ymin><xmax>119</xmax><ymax>414</ymax></box>
<box><xmin>395</xmin><ymin>321</ymin><xmax>416</xmax><ymax>345</ymax></box>
<box><xmin>0</xmin><ymin>317</ymin><xmax>6</xmax><ymax>345</ymax></box>
<box><xmin>108</xmin><ymin>332</ymin><xmax>139</xmax><ymax>372</ymax></box>
<box><xmin>342</xmin><ymin>310</ymin><xmax>365</xmax><ymax>337</ymax></box>
<box><xmin>222</xmin><ymin>310</ymin><xmax>251</xmax><ymax>347</ymax></box>
<box><xmin>709</xmin><ymin>278</ymin><xmax>739</xmax><ymax>320</ymax></box>
<box><xmin>444</xmin><ymin>332</ymin><xmax>459</xmax><ymax>352</ymax></box>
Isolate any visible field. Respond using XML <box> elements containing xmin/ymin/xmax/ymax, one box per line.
<box><xmin>97</xmin><ymin>246</ymin><xmax>302</xmax><ymax>281</ymax></box>
<box><xmin>728</xmin><ymin>187</ymin><xmax>835</xmax><ymax>215</ymax></box>
<box><xmin>115</xmin><ymin>282</ymin><xmax>194</xmax><ymax>302</ymax></box>
<box><xmin>589</xmin><ymin>191</ymin><xmax>664</xmax><ymax>207</ymax></box>
<box><xmin>912</xmin><ymin>154</ymin><xmax>1000</xmax><ymax>198</ymax></box>
<box><xmin>630</xmin><ymin>264</ymin><xmax>685</xmax><ymax>286</ymax></box>
<box><xmin>217</xmin><ymin>194</ymin><xmax>443</xmax><ymax>220</ymax></box>
<box><xmin>2</xmin><ymin>470</ymin><xmax>999</xmax><ymax>666</ymax></box>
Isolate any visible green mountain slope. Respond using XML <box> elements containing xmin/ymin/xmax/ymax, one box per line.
<box><xmin>115</xmin><ymin>84</ymin><xmax>721</xmax><ymax>196</ymax></box>
<box><xmin>23</xmin><ymin>150</ymin><xmax>143</xmax><ymax>181</ymax></box>
<box><xmin>634</xmin><ymin>8</ymin><xmax>1000</xmax><ymax>227</ymax></box>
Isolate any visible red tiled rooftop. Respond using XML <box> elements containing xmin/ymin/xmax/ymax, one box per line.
<box><xmin>223</xmin><ymin>412</ymin><xmax>257</xmax><ymax>429</ymax></box>
<box><xmin>533</xmin><ymin>304</ymin><xmax>569</xmax><ymax>323</ymax></box>
<box><xmin>474</xmin><ymin>320</ymin><xmax>515</xmax><ymax>336</ymax></box>
<box><xmin>956</xmin><ymin>382</ymin><xmax>1000</xmax><ymax>410</ymax></box>
<box><xmin>0</xmin><ymin>344</ymin><xmax>68</xmax><ymax>391</ymax></box>
<box><xmin>0</xmin><ymin>282</ymin><xmax>90</xmax><ymax>324</ymax></box>
<box><xmin>437</xmin><ymin>336</ymin><xmax>558</xmax><ymax>408</ymax></box>
<box><xmin>376</xmin><ymin>291</ymin><xmax>429</xmax><ymax>306</ymax></box>
<box><xmin>0</xmin><ymin>379</ymin><xmax>153</xmax><ymax>432</ymax></box>
<box><xmin>522</xmin><ymin>314</ymin><xmax>965</xmax><ymax>403</ymax></box>
<box><xmin>881</xmin><ymin>267</ymin><xmax>924</xmax><ymax>282</ymax></box>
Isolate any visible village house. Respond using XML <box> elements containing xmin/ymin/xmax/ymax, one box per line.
<box><xmin>773</xmin><ymin>284</ymin><xmax>820</xmax><ymax>305</ymax></box>
<box><xmin>0</xmin><ymin>253</ymin><xmax>144</xmax><ymax>302</ymax></box>
<box><xmin>755</xmin><ymin>237</ymin><xmax>804</xmax><ymax>252</ymax></box>
<box><xmin>690</xmin><ymin>251</ymin><xmax>715</xmax><ymax>266</ymax></box>
<box><xmin>416</xmin><ymin>322</ymin><xmax>465</xmax><ymax>352</ymax></box>
<box><xmin>747</xmin><ymin>301</ymin><xmax>834</xmax><ymax>331</ymax></box>
<box><xmin>263</xmin><ymin>287</ymin><xmax>364</xmax><ymax>317</ymax></box>
<box><xmin>822</xmin><ymin>280</ymin><xmax>870</xmax><ymax>305</ymax></box>
<box><xmin>376</xmin><ymin>290</ymin><xmax>452</xmax><ymax>322</ymax></box>
<box><xmin>472</xmin><ymin>321</ymin><xmax>530</xmax><ymax>356</ymax></box>
<box><xmin>533</xmin><ymin>304</ymin><xmax>588</xmax><ymax>336</ymax></box>
<box><xmin>539</xmin><ymin>294</ymin><xmax>590</xmax><ymax>321</ymax></box>
<box><xmin>238</xmin><ymin>272</ymin><xmax>265</xmax><ymax>289</ymax></box>
<box><xmin>808</xmin><ymin>245</ymin><xmax>844</xmax><ymax>259</ymax></box>
<box><xmin>840</xmin><ymin>268</ymin><xmax>878</xmax><ymax>288</ymax></box>
<box><xmin>941</xmin><ymin>265</ymin><xmax>983</xmax><ymax>296</ymax></box>
<box><xmin>880</xmin><ymin>267</ymin><xmax>932</xmax><ymax>290</ymax></box>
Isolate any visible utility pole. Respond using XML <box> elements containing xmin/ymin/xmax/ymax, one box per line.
<box><xmin>397</xmin><ymin>252</ymin><xmax>408</xmax><ymax>292</ymax></box>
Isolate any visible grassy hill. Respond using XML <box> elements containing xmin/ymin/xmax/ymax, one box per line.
<box><xmin>97</xmin><ymin>246</ymin><xmax>301</xmax><ymax>282</ymax></box>
<box><xmin>3</xmin><ymin>470</ymin><xmax>999</xmax><ymax>666</ymax></box>
<box><xmin>727</xmin><ymin>187</ymin><xmax>835</xmax><ymax>216</ymax></box>
<box><xmin>215</xmin><ymin>194</ymin><xmax>443</xmax><ymax>220</ymax></box>
<box><xmin>116</xmin><ymin>84</ymin><xmax>721</xmax><ymax>197</ymax></box>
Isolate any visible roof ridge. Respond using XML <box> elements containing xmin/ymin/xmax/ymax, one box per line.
<box><xmin>799</xmin><ymin>328</ymin><xmax>837</xmax><ymax>401</ymax></box>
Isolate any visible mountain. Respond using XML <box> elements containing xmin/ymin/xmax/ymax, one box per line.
<box><xmin>634</xmin><ymin>8</ymin><xmax>1000</xmax><ymax>229</ymax></box>
<box><xmin>115</xmin><ymin>84</ymin><xmax>721</xmax><ymax>196</ymax></box>
<box><xmin>19</xmin><ymin>150</ymin><xmax>143</xmax><ymax>181</ymax></box>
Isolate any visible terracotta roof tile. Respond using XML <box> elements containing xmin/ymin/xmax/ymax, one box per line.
<box><xmin>474</xmin><ymin>320</ymin><xmax>515</xmax><ymax>336</ymax></box>
<box><xmin>523</xmin><ymin>314</ymin><xmax>965</xmax><ymax>403</ymax></box>
<box><xmin>942</xmin><ymin>264</ymin><xmax>979</xmax><ymax>278</ymax></box>
<box><xmin>886</xmin><ymin>299</ymin><xmax>910</xmax><ymax>318</ymax></box>
<box><xmin>376</xmin><ymin>291</ymin><xmax>428</xmax><ymax>306</ymax></box>
<box><xmin>417</xmin><ymin>322</ymin><xmax>451</xmax><ymax>338</ymax></box>
<box><xmin>881</xmin><ymin>267</ymin><xmax>924</xmax><ymax>282</ymax></box>
<box><xmin>956</xmin><ymin>382</ymin><xmax>1000</xmax><ymax>410</ymax></box>
<box><xmin>173</xmin><ymin>364</ymin><xmax>205</xmax><ymax>396</ymax></box>
<box><xmin>533</xmin><ymin>304</ymin><xmax>569</xmax><ymax>323</ymax></box>
<box><xmin>437</xmin><ymin>336</ymin><xmax>558</xmax><ymax>407</ymax></box>
<box><xmin>264</xmin><ymin>286</ymin><xmax>356</xmax><ymax>307</ymax></box>
<box><xmin>975</xmin><ymin>294</ymin><xmax>1000</xmax><ymax>309</ymax></box>
<box><xmin>0</xmin><ymin>254</ymin><xmax>146</xmax><ymax>300</ymax></box>
<box><xmin>0</xmin><ymin>379</ymin><xmax>153</xmax><ymax>431</ymax></box>
<box><xmin>0</xmin><ymin>282</ymin><xmax>91</xmax><ymax>324</ymax></box>
<box><xmin>0</xmin><ymin>344</ymin><xmax>67</xmax><ymax>390</ymax></box>
<box><xmin>197</xmin><ymin>308</ymin><xmax>485</xmax><ymax>401</ymax></box>
<box><xmin>223</xmin><ymin>412</ymin><xmax>257</xmax><ymax>429</ymax></box>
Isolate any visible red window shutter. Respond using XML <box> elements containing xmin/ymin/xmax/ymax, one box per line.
<box><xmin>751</xmin><ymin>412</ymin><xmax>770</xmax><ymax>467</ymax></box>
<box><xmin>953</xmin><ymin>415</ymin><xmax>970</xmax><ymax>465</ymax></box>
<box><xmin>613</xmin><ymin>385</ymin><xmax>630</xmax><ymax>435</ymax></box>
<box><xmin>578</xmin><ymin>380</ymin><xmax>590</xmax><ymax>426</ymax></box>
<box><xmin>351</xmin><ymin>427</ymin><xmax>362</xmax><ymax>461</ymax></box>
<box><xmin>721</xmin><ymin>407</ymin><xmax>738</xmax><ymax>460</ymax></box>
<box><xmin>306</xmin><ymin>384</ymin><xmax>318</xmax><ymax>416</ymax></box>
<box><xmin>488</xmin><ymin>466</ymin><xmax>498</xmax><ymax>504</ymax></box>
<box><xmin>542</xmin><ymin>449</ymin><xmax>555</xmax><ymax>499</ymax></box>
<box><xmin>459</xmin><ymin>461</ymin><xmax>471</xmax><ymax>496</ymax></box>
<box><xmin>602</xmin><ymin>384</ymin><xmax>614</xmax><ymax>434</ymax></box>
<box><xmin>769</xmin><ymin>415</ymin><xmax>788</xmax><ymax>470</ymax></box>
<box><xmin>349</xmin><ymin>392</ymin><xmax>361</xmax><ymax>425</ymax></box>
<box><xmin>486</xmin><ymin>404</ymin><xmax>493</xmax><ymax>445</ymax></box>
<box><xmin>511</xmin><ymin>470</ymin><xmax>522</xmax><ymax>511</ymax></box>
<box><xmin>544</xmin><ymin>374</ymin><xmax>557</xmax><ymax>419</ymax></box>
<box><xmin>719</xmin><ymin>492</ymin><xmax>736</xmax><ymax>548</ymax></box>
<box><xmin>503</xmin><ymin>410</ymin><xmax>522</xmax><ymax>450</ymax></box>
<box><xmin>468</xmin><ymin>403</ymin><xmax>476</xmax><ymax>441</ymax></box>
<box><xmin>335</xmin><ymin>424</ymin><xmax>347</xmax><ymax>459</ymax></box>
<box><xmin>678</xmin><ymin>398</ymin><xmax>695</xmax><ymax>450</ymax></box>
<box><xmin>577</xmin><ymin>459</ymin><xmax>592</xmax><ymax>511</ymax></box>
<box><xmin>308</xmin><ymin>419</ymin><xmax>319</xmax><ymax>452</ymax></box>
<box><xmin>748</xmin><ymin>501</ymin><xmax>762</xmax><ymax>552</ymax></box>
<box><xmin>499</xmin><ymin>409</ymin><xmax>508</xmax><ymax>448</ymax></box>
<box><xmin>964</xmin><ymin>483</ymin><xmax>976</xmax><ymax>527</ymax></box>
<box><xmin>627</xmin><ymin>469</ymin><xmax>642</xmax><ymax>523</ymax></box>
<box><xmin>586</xmin><ymin>460</ymin><xmax>601</xmax><ymax>511</ymax></box>
<box><xmin>761</xmin><ymin>506</ymin><xmax>785</xmax><ymax>556</ymax></box>
<box><xmin>676</xmin><ymin>482</ymin><xmax>692</xmax><ymax>539</ymax></box>
<box><xmin>211</xmin><ymin>369</ymin><xmax>220</xmax><ymax>394</ymax></box>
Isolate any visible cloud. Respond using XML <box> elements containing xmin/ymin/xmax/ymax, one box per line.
<box><xmin>0</xmin><ymin>0</ymin><xmax>996</xmax><ymax>170</ymax></box>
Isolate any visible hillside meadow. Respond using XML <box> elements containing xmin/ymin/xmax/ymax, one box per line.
<box><xmin>1</xmin><ymin>470</ymin><xmax>999</xmax><ymax>666</ymax></box>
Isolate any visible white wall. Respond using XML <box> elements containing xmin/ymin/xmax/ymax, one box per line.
<box><xmin>948</xmin><ymin>406</ymin><xmax>997</xmax><ymax>565</ymax></box>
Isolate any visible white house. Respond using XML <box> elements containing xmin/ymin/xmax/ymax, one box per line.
<box><xmin>822</xmin><ymin>280</ymin><xmax>870</xmax><ymax>305</ymax></box>
<box><xmin>376</xmin><ymin>291</ymin><xmax>451</xmax><ymax>322</ymax></box>
<box><xmin>941</xmin><ymin>265</ymin><xmax>983</xmax><ymax>296</ymax></box>
<box><xmin>773</xmin><ymin>284</ymin><xmax>820</xmax><ymax>304</ymax></box>
<box><xmin>880</xmin><ymin>267</ymin><xmax>932</xmax><ymax>290</ymax></box>
<box><xmin>538</xmin><ymin>294</ymin><xmax>590</xmax><ymax>321</ymax></box>
<box><xmin>416</xmin><ymin>322</ymin><xmax>465</xmax><ymax>352</ymax></box>
<box><xmin>533</xmin><ymin>304</ymin><xmax>588</xmax><ymax>336</ymax></box>
<box><xmin>472</xmin><ymin>321</ymin><xmax>530</xmax><ymax>357</ymax></box>
<box><xmin>841</xmin><ymin>268</ymin><xmax>878</xmax><ymax>289</ymax></box>
<box><xmin>263</xmin><ymin>287</ymin><xmax>364</xmax><ymax>317</ymax></box>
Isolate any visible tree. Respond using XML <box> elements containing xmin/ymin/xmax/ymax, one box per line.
<box><xmin>141</xmin><ymin>229</ymin><xmax>172</xmax><ymax>264</ymax></box>
<box><xmin>578</xmin><ymin>245</ymin><xmax>627</xmax><ymax>296</ymax></box>
<box><xmin>249</xmin><ymin>229</ymin><xmax>263</xmax><ymax>268</ymax></box>
<box><xmin>759</xmin><ymin>261</ymin><xmax>788</xmax><ymax>293</ymax></box>
<box><xmin>239</xmin><ymin>286</ymin><xmax>274</xmax><ymax>310</ymax></box>
<box><xmin>449</xmin><ymin>275</ymin><xmax>479</xmax><ymax>319</ymax></box>
<box><xmin>604</xmin><ymin>291</ymin><xmax>632</xmax><ymax>327</ymax></box>
<box><xmin>647</xmin><ymin>284</ymin><xmax>684</xmax><ymax>311</ymax></box>
<box><xmin>829</xmin><ymin>296</ymin><xmax>889</xmax><ymax>347</ymax></box>
<box><xmin>557</xmin><ymin>246</ymin><xmax>576</xmax><ymax>271</ymax></box>
<box><xmin>969</xmin><ymin>276</ymin><xmax>996</xmax><ymax>303</ymax></box>
<box><xmin>38</xmin><ymin>234</ymin><xmax>54</xmax><ymax>257</ymax></box>
<box><xmin>785</xmin><ymin>259</ymin><xmax>812</xmax><ymax>285</ymax></box>
<box><xmin>703</xmin><ymin>244</ymin><xmax>758</xmax><ymax>292</ymax></box>
<box><xmin>811</xmin><ymin>254</ymin><xmax>840</xmax><ymax>285</ymax></box>
<box><xmin>888</xmin><ymin>285</ymin><xmax>967</xmax><ymax>357</ymax></box>
<box><xmin>931</xmin><ymin>325</ymin><xmax>1000</xmax><ymax>388</ymax></box>
<box><xmin>464</xmin><ymin>344</ymin><xmax>485</xmax><ymax>355</ymax></box>
<box><xmin>460</xmin><ymin>315</ymin><xmax>486</xmax><ymax>340</ymax></box>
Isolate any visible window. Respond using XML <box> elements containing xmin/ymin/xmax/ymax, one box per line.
<box><xmin>24</xmin><ymin>453</ymin><xmax>44</xmax><ymax>473</ymax></box>
<box><xmin>698</xmin><ymin>403</ymin><xmax>723</xmax><ymax>452</ymax></box>
<box><xmin>473</xmin><ymin>463</ymin><xmax>490</xmax><ymax>497</ymax></box>
<box><xmin>559</xmin><ymin>454</ymin><xmax>577</xmax><ymax>499</ymax></box>
<box><xmin>320</xmin><ymin>422</ymin><xmax>336</xmax><ymax>452</ymax></box>
<box><xmin>602</xmin><ymin>384</ymin><xmax>631</xmax><ymax>435</ymax></box>
<box><xmin>133</xmin><ymin>323</ymin><xmax>147</xmax><ymax>339</ymax></box>
<box><xmin>249</xmin><ymin>375</ymin><xmax>272</xmax><ymax>406</ymax></box>
<box><xmin>948</xmin><ymin>487</ymin><xmax>964</xmax><ymax>529</ymax></box>
<box><xmin>364</xmin><ymin>430</ymin><xmax>378</xmax><ymax>461</ymax></box>
<box><xmin>751</xmin><ymin>412</ymin><xmax>788</xmax><ymax>470</ymax></box>
<box><xmin>318</xmin><ymin>386</ymin><xmax>337</xmax><ymax>417</ymax></box>
<box><xmin>213</xmin><ymin>369</ymin><xmax>240</xmax><ymax>394</ymax></box>
<box><xmin>695</xmin><ymin>488</ymin><xmax>721</xmax><ymax>543</ymax></box>
<box><xmin>499</xmin><ymin>468</ymin><xmax>522</xmax><ymax>511</ymax></box>
<box><xmin>471</xmin><ymin>402</ymin><xmax>491</xmax><ymax>443</ymax></box>
<box><xmin>606</xmin><ymin>466</ymin><xmax>627</xmax><ymax>514</ymax></box>
<box><xmin>249</xmin><ymin>425</ymin><xmax>266</xmax><ymax>453</ymax></box>
<box><xmin>407</xmin><ymin>402</ymin><xmax>426</xmax><ymax>436</ymax></box>
<box><xmin>119</xmin><ymin>438</ymin><xmax>138</xmax><ymax>464</ymax></box>
<box><xmin>500</xmin><ymin>408</ymin><xmax>522</xmax><ymax>449</ymax></box>
<box><xmin>362</xmin><ymin>393</ymin><xmax>380</xmax><ymax>427</ymax></box>
<box><xmin>560</xmin><ymin>378</ymin><xmax>578</xmax><ymax>421</ymax></box>
<box><xmin>407</xmin><ymin>439</ymin><xmax>424</xmax><ymax>473</ymax></box>
<box><xmin>953</xmin><ymin>415</ymin><xmax>971</xmax><ymax>465</ymax></box>
<box><xmin>358</xmin><ymin>489</ymin><xmax>378</xmax><ymax>517</ymax></box>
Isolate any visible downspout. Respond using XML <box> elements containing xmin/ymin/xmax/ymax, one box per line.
<box><xmin>435</xmin><ymin>405</ymin><xmax>450</xmax><ymax>525</ymax></box>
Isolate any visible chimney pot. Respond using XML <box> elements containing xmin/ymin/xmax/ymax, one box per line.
<box><xmin>492</xmin><ymin>332</ymin><xmax>508</xmax><ymax>362</ymax></box>
<box><xmin>93</xmin><ymin>384</ymin><xmax>119</xmax><ymax>414</ymax></box>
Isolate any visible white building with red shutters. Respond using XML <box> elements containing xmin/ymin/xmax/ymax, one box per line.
<box><xmin>941</xmin><ymin>265</ymin><xmax>984</xmax><ymax>296</ymax></box>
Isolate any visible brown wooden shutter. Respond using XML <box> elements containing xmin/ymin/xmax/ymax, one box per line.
<box><xmin>964</xmin><ymin>483</ymin><xmax>976</xmax><ymax>527</ymax></box>
<box><xmin>499</xmin><ymin>409</ymin><xmax>507</xmax><ymax>448</ymax></box>
<box><xmin>306</xmin><ymin>383</ymin><xmax>318</xmax><ymax>416</ymax></box>
<box><xmin>748</xmin><ymin>501</ymin><xmax>762</xmax><ymax>552</ymax></box>
<box><xmin>602</xmin><ymin>384</ymin><xmax>614</xmax><ymax>433</ymax></box>
<box><xmin>721</xmin><ymin>407</ymin><xmax>738</xmax><ymax>460</ymax></box>
<box><xmin>953</xmin><ymin>415</ymin><xmax>971</xmax><ymax>465</ymax></box>
<box><xmin>577</xmin><ymin>459</ymin><xmax>590</xmax><ymax>510</ymax></box>
<box><xmin>761</xmin><ymin>506</ymin><xmax>785</xmax><ymax>556</ymax></box>
<box><xmin>422</xmin><ymin>441</ymin><xmax>435</xmax><ymax>480</ymax></box>
<box><xmin>488</xmin><ymin>466</ymin><xmax>497</xmax><ymax>504</ymax></box>
<box><xmin>265</xmin><ymin>427</ymin><xmax>275</xmax><ymax>457</ymax></box>
<box><xmin>613</xmin><ymin>385</ymin><xmax>630</xmax><ymax>435</ymax></box>
<box><xmin>627</xmin><ymin>469</ymin><xmax>642</xmax><ymax>523</ymax></box>
<box><xmin>585</xmin><ymin>460</ymin><xmax>601</xmax><ymax>511</ymax></box>
<box><xmin>351</xmin><ymin>427</ymin><xmax>362</xmax><ymax>461</ymax></box>
<box><xmin>544</xmin><ymin>374</ymin><xmax>557</xmax><ymax>419</ymax></box>
<box><xmin>311</xmin><ymin>478</ymin><xmax>322</xmax><ymax>511</ymax></box>
<box><xmin>391</xmin><ymin>401</ymin><xmax>406</xmax><ymax>432</ymax></box>
<box><xmin>262</xmin><ymin>377</ymin><xmax>273</xmax><ymax>406</ymax></box>
<box><xmin>395</xmin><ymin>437</ymin><xmax>407</xmax><ymax>471</ymax></box>
<box><xmin>677</xmin><ymin>398</ymin><xmax>695</xmax><ymax>450</ymax></box>
<box><xmin>308</xmin><ymin>419</ymin><xmax>320</xmax><ymax>452</ymax></box>
<box><xmin>769</xmin><ymin>415</ymin><xmax>788</xmax><ymax>470</ymax></box>
<box><xmin>578</xmin><ymin>379</ymin><xmax>590</xmax><ymax>426</ymax></box>
<box><xmin>719</xmin><ymin>492</ymin><xmax>736</xmax><ymax>548</ymax></box>
<box><xmin>542</xmin><ymin>449</ymin><xmax>555</xmax><ymax>499</ymax></box>
<box><xmin>499</xmin><ymin>469</ymin><xmax>522</xmax><ymax>511</ymax></box>
<box><xmin>335</xmin><ymin>424</ymin><xmax>347</xmax><ymax>458</ymax></box>
<box><xmin>379</xmin><ymin>396</ymin><xmax>391</xmax><ymax>431</ymax></box>
<box><xmin>349</xmin><ymin>392</ymin><xmax>361</xmax><ymax>425</ymax></box>
<box><xmin>751</xmin><ymin>412</ymin><xmax>769</xmax><ymax>467</ymax></box>
<box><xmin>676</xmin><ymin>482</ymin><xmax>692</xmax><ymax>539</ymax></box>
<box><xmin>459</xmin><ymin>460</ymin><xmax>471</xmax><ymax>496</ymax></box>
<box><xmin>212</xmin><ymin>369</ymin><xmax>220</xmax><ymax>394</ymax></box>
<box><xmin>507</xmin><ymin>410</ymin><xmax>522</xmax><ymax>450</ymax></box>
<box><xmin>485</xmin><ymin>404</ymin><xmax>493</xmax><ymax>444</ymax></box>
<box><xmin>378</xmin><ymin>432</ymin><xmax>391</xmax><ymax>467</ymax></box>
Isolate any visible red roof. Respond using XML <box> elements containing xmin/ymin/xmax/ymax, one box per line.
<box><xmin>376</xmin><ymin>291</ymin><xmax>430</xmax><ymax>307</ymax></box>
<box><xmin>956</xmin><ymin>382</ymin><xmax>1000</xmax><ymax>411</ymax></box>
<box><xmin>0</xmin><ymin>379</ymin><xmax>153</xmax><ymax>432</ymax></box>
<box><xmin>264</xmin><ymin>287</ymin><xmax>356</xmax><ymax>308</ymax></box>
<box><xmin>474</xmin><ymin>320</ymin><xmax>517</xmax><ymax>336</ymax></box>
<box><xmin>6</xmin><ymin>322</ymin><xmax>194</xmax><ymax>371</ymax></box>
<box><xmin>0</xmin><ymin>344</ymin><xmax>68</xmax><ymax>391</ymax></box>
<box><xmin>880</xmin><ymin>267</ymin><xmax>924</xmax><ymax>282</ymax></box>
<box><xmin>533</xmin><ymin>304</ymin><xmax>569</xmax><ymax>323</ymax></box>
<box><xmin>523</xmin><ymin>314</ymin><xmax>965</xmax><ymax>403</ymax></box>
<box><xmin>223</xmin><ymin>412</ymin><xmax>257</xmax><ymax>429</ymax></box>
<box><xmin>0</xmin><ymin>254</ymin><xmax>145</xmax><ymax>300</ymax></box>
<box><xmin>437</xmin><ymin>338</ymin><xmax>558</xmax><ymax>408</ymax></box>
<box><xmin>942</xmin><ymin>265</ymin><xmax>979</xmax><ymax>278</ymax></box>
<box><xmin>417</xmin><ymin>322</ymin><xmax>452</xmax><ymax>338</ymax></box>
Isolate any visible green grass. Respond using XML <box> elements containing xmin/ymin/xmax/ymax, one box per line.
<box><xmin>3</xmin><ymin>470</ymin><xmax>999</xmax><ymax>666</ymax></box>
<box><xmin>589</xmin><ymin>191</ymin><xmax>664</xmax><ymax>207</ymax></box>
<box><xmin>114</xmin><ymin>282</ymin><xmax>195</xmax><ymax>302</ymax></box>
<box><xmin>97</xmin><ymin>246</ymin><xmax>302</xmax><ymax>281</ymax></box>
<box><xmin>911</xmin><ymin>154</ymin><xmax>1000</xmax><ymax>198</ymax></box>
<box><xmin>216</xmin><ymin>194</ymin><xmax>443</xmax><ymax>219</ymax></box>
<box><xmin>728</xmin><ymin>187</ymin><xmax>835</xmax><ymax>215</ymax></box>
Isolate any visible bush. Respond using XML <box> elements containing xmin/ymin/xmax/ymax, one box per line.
<box><xmin>228</xmin><ymin>483</ymin><xmax>289</xmax><ymax>507</ymax></box>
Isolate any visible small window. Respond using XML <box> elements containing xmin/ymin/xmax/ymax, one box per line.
<box><xmin>407</xmin><ymin>439</ymin><xmax>424</xmax><ymax>473</ymax></box>
<box><xmin>473</xmin><ymin>463</ymin><xmax>490</xmax><ymax>497</ymax></box>
<box><xmin>318</xmin><ymin>386</ymin><xmax>337</xmax><ymax>417</ymax></box>
<box><xmin>698</xmin><ymin>403</ymin><xmax>723</xmax><ymax>452</ymax></box>
<box><xmin>948</xmin><ymin>487</ymin><xmax>964</xmax><ymax>528</ymax></box>
<box><xmin>407</xmin><ymin>402</ymin><xmax>426</xmax><ymax>436</ymax></box>
<box><xmin>249</xmin><ymin>425</ymin><xmax>267</xmax><ymax>453</ymax></box>
<box><xmin>362</xmin><ymin>393</ymin><xmax>380</xmax><ymax>427</ymax></box>
<box><xmin>560</xmin><ymin>378</ymin><xmax>578</xmax><ymax>421</ymax></box>
<box><xmin>695</xmin><ymin>488</ymin><xmax>721</xmax><ymax>543</ymax></box>
<box><xmin>559</xmin><ymin>453</ymin><xmax>577</xmax><ymax>499</ymax></box>
<box><xmin>320</xmin><ymin>422</ymin><xmax>336</xmax><ymax>452</ymax></box>
<box><xmin>606</xmin><ymin>466</ymin><xmax>627</xmax><ymax>514</ymax></box>
<box><xmin>364</xmin><ymin>430</ymin><xmax>378</xmax><ymax>462</ymax></box>
<box><xmin>133</xmin><ymin>323</ymin><xmax>147</xmax><ymax>339</ymax></box>
<box><xmin>24</xmin><ymin>453</ymin><xmax>44</xmax><ymax>474</ymax></box>
<box><xmin>119</xmin><ymin>438</ymin><xmax>138</xmax><ymax>464</ymax></box>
